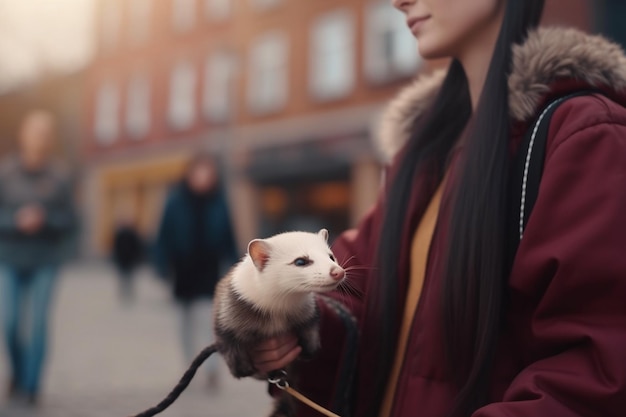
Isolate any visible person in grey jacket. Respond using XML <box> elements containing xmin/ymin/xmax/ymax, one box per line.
<box><xmin>0</xmin><ymin>110</ymin><xmax>77</xmax><ymax>406</ymax></box>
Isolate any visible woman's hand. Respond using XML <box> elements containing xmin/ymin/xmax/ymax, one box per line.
<box><xmin>251</xmin><ymin>333</ymin><xmax>302</xmax><ymax>374</ymax></box>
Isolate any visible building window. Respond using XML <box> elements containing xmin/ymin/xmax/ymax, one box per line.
<box><xmin>309</xmin><ymin>9</ymin><xmax>356</xmax><ymax>101</ymax></box>
<box><xmin>101</xmin><ymin>1</ymin><xmax>121</xmax><ymax>50</ymax></box>
<box><xmin>248</xmin><ymin>32</ymin><xmax>288</xmax><ymax>114</ymax></box>
<box><xmin>250</xmin><ymin>0</ymin><xmax>281</xmax><ymax>12</ymax></box>
<box><xmin>95</xmin><ymin>82</ymin><xmax>119</xmax><ymax>145</ymax></box>
<box><xmin>205</xmin><ymin>0</ymin><xmax>232</xmax><ymax>21</ymax></box>
<box><xmin>364</xmin><ymin>1</ymin><xmax>421</xmax><ymax>83</ymax></box>
<box><xmin>172</xmin><ymin>0</ymin><xmax>197</xmax><ymax>32</ymax></box>
<box><xmin>204</xmin><ymin>52</ymin><xmax>236</xmax><ymax>122</ymax></box>
<box><xmin>129</xmin><ymin>0</ymin><xmax>151</xmax><ymax>44</ymax></box>
<box><xmin>168</xmin><ymin>61</ymin><xmax>197</xmax><ymax>130</ymax></box>
<box><xmin>126</xmin><ymin>74</ymin><xmax>151</xmax><ymax>138</ymax></box>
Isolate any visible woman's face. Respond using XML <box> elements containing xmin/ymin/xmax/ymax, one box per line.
<box><xmin>393</xmin><ymin>0</ymin><xmax>505</xmax><ymax>60</ymax></box>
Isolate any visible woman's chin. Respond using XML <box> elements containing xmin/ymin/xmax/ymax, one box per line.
<box><xmin>417</xmin><ymin>46</ymin><xmax>448</xmax><ymax>61</ymax></box>
<box><xmin>415</xmin><ymin>37</ymin><xmax>454</xmax><ymax>61</ymax></box>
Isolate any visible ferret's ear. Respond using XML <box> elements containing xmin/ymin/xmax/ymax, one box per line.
<box><xmin>318</xmin><ymin>228</ymin><xmax>329</xmax><ymax>242</ymax></box>
<box><xmin>248</xmin><ymin>239</ymin><xmax>271</xmax><ymax>271</ymax></box>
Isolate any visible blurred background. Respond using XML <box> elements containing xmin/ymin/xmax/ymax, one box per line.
<box><xmin>0</xmin><ymin>0</ymin><xmax>624</xmax><ymax>416</ymax></box>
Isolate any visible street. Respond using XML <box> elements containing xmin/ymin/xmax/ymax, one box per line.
<box><xmin>0</xmin><ymin>262</ymin><xmax>271</xmax><ymax>417</ymax></box>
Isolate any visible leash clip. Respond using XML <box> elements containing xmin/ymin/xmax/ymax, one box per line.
<box><xmin>267</xmin><ymin>369</ymin><xmax>341</xmax><ymax>417</ymax></box>
<box><xmin>267</xmin><ymin>369</ymin><xmax>290</xmax><ymax>390</ymax></box>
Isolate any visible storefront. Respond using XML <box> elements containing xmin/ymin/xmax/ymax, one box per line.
<box><xmin>84</xmin><ymin>153</ymin><xmax>189</xmax><ymax>254</ymax></box>
<box><xmin>243</xmin><ymin>133</ymin><xmax>380</xmax><ymax>240</ymax></box>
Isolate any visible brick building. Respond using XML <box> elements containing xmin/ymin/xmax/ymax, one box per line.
<box><xmin>82</xmin><ymin>0</ymin><xmax>613</xmax><ymax>255</ymax></box>
<box><xmin>82</xmin><ymin>0</ymin><xmax>426</xmax><ymax>254</ymax></box>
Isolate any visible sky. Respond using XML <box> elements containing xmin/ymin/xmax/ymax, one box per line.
<box><xmin>0</xmin><ymin>0</ymin><xmax>96</xmax><ymax>93</ymax></box>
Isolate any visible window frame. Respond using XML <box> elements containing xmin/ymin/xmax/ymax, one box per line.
<box><xmin>129</xmin><ymin>0</ymin><xmax>151</xmax><ymax>44</ymax></box>
<box><xmin>125</xmin><ymin>73</ymin><xmax>151</xmax><ymax>139</ymax></box>
<box><xmin>172</xmin><ymin>0</ymin><xmax>197</xmax><ymax>32</ymax></box>
<box><xmin>308</xmin><ymin>9</ymin><xmax>356</xmax><ymax>102</ymax></box>
<box><xmin>247</xmin><ymin>31</ymin><xmax>289</xmax><ymax>115</ymax></box>
<box><xmin>167</xmin><ymin>60</ymin><xmax>198</xmax><ymax>131</ymax></box>
<box><xmin>94</xmin><ymin>81</ymin><xmax>120</xmax><ymax>145</ymax></box>
<box><xmin>205</xmin><ymin>0</ymin><xmax>232</xmax><ymax>21</ymax></box>
<box><xmin>249</xmin><ymin>0</ymin><xmax>282</xmax><ymax>12</ymax></box>
<box><xmin>203</xmin><ymin>51</ymin><xmax>237</xmax><ymax>123</ymax></box>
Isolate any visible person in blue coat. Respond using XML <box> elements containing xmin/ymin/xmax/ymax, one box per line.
<box><xmin>154</xmin><ymin>153</ymin><xmax>239</xmax><ymax>389</ymax></box>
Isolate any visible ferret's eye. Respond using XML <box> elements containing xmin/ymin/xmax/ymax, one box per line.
<box><xmin>293</xmin><ymin>257</ymin><xmax>311</xmax><ymax>267</ymax></box>
<box><xmin>329</xmin><ymin>254</ymin><xmax>336</xmax><ymax>262</ymax></box>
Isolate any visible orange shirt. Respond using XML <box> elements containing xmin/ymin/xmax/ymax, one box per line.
<box><xmin>379</xmin><ymin>181</ymin><xmax>445</xmax><ymax>417</ymax></box>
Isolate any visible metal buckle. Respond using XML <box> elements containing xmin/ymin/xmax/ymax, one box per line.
<box><xmin>267</xmin><ymin>369</ymin><xmax>290</xmax><ymax>390</ymax></box>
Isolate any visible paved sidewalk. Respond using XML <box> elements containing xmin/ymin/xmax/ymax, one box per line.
<box><xmin>0</xmin><ymin>262</ymin><xmax>271</xmax><ymax>417</ymax></box>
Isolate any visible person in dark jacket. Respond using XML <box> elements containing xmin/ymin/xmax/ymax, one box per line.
<box><xmin>111</xmin><ymin>219</ymin><xmax>144</xmax><ymax>305</ymax></box>
<box><xmin>154</xmin><ymin>153</ymin><xmax>238</xmax><ymax>388</ymax></box>
<box><xmin>0</xmin><ymin>110</ymin><xmax>77</xmax><ymax>406</ymax></box>
<box><xmin>248</xmin><ymin>1</ymin><xmax>626</xmax><ymax>417</ymax></box>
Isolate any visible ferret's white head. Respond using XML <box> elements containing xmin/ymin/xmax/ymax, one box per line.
<box><xmin>247</xmin><ymin>229</ymin><xmax>345</xmax><ymax>294</ymax></box>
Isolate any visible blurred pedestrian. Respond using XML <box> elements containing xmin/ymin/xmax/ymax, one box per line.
<box><xmin>0</xmin><ymin>110</ymin><xmax>77</xmax><ymax>406</ymax></box>
<box><xmin>247</xmin><ymin>1</ymin><xmax>626</xmax><ymax>417</ymax></box>
<box><xmin>154</xmin><ymin>153</ymin><xmax>238</xmax><ymax>389</ymax></box>
<box><xmin>111</xmin><ymin>218</ymin><xmax>144</xmax><ymax>306</ymax></box>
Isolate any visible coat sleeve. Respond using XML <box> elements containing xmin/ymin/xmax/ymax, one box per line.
<box><xmin>290</xmin><ymin>194</ymin><xmax>385</xmax><ymax>417</ymax></box>
<box><xmin>474</xmin><ymin>119</ymin><xmax>626</xmax><ymax>416</ymax></box>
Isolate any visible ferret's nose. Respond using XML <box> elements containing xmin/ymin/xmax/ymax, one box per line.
<box><xmin>330</xmin><ymin>267</ymin><xmax>345</xmax><ymax>281</ymax></box>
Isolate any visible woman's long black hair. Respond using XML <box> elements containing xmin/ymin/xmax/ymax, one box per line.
<box><xmin>369</xmin><ymin>1</ymin><xmax>545</xmax><ymax>416</ymax></box>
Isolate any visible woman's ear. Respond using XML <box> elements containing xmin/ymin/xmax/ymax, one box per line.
<box><xmin>248</xmin><ymin>239</ymin><xmax>271</xmax><ymax>271</ymax></box>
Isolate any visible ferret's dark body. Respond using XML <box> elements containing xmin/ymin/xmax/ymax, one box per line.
<box><xmin>213</xmin><ymin>272</ymin><xmax>321</xmax><ymax>380</ymax></box>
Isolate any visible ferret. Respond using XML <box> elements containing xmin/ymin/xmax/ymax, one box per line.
<box><xmin>130</xmin><ymin>229</ymin><xmax>345</xmax><ymax>417</ymax></box>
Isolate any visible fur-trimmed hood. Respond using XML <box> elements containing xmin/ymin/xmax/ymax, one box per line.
<box><xmin>377</xmin><ymin>27</ymin><xmax>626</xmax><ymax>161</ymax></box>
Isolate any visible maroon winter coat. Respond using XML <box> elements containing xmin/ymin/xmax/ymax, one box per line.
<box><xmin>288</xmin><ymin>28</ymin><xmax>626</xmax><ymax>417</ymax></box>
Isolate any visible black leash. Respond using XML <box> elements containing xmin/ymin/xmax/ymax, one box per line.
<box><xmin>128</xmin><ymin>344</ymin><xmax>219</xmax><ymax>417</ymax></box>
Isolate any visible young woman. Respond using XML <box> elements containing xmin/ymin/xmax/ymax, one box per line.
<box><xmin>250</xmin><ymin>0</ymin><xmax>626</xmax><ymax>416</ymax></box>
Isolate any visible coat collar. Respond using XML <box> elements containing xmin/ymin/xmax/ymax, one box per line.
<box><xmin>377</xmin><ymin>27</ymin><xmax>626</xmax><ymax>161</ymax></box>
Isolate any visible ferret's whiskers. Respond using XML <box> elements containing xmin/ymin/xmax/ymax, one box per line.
<box><xmin>338</xmin><ymin>286</ymin><xmax>358</xmax><ymax>311</ymax></box>
<box><xmin>341</xmin><ymin>277</ymin><xmax>363</xmax><ymax>296</ymax></box>
<box><xmin>337</xmin><ymin>277</ymin><xmax>363</xmax><ymax>304</ymax></box>
<box><xmin>340</xmin><ymin>255</ymin><xmax>357</xmax><ymax>269</ymax></box>
<box><xmin>344</xmin><ymin>265</ymin><xmax>377</xmax><ymax>272</ymax></box>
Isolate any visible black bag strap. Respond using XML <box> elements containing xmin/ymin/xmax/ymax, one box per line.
<box><xmin>318</xmin><ymin>295</ymin><xmax>359</xmax><ymax>417</ymax></box>
<box><xmin>507</xmin><ymin>90</ymin><xmax>601</xmax><ymax>268</ymax></box>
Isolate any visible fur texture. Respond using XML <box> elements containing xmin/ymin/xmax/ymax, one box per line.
<box><xmin>377</xmin><ymin>27</ymin><xmax>626</xmax><ymax>161</ymax></box>
<box><xmin>212</xmin><ymin>229</ymin><xmax>344</xmax><ymax>416</ymax></box>
<box><xmin>377</xmin><ymin>70</ymin><xmax>446</xmax><ymax>163</ymax></box>
<box><xmin>229</xmin><ymin>230</ymin><xmax>341</xmax><ymax>317</ymax></box>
